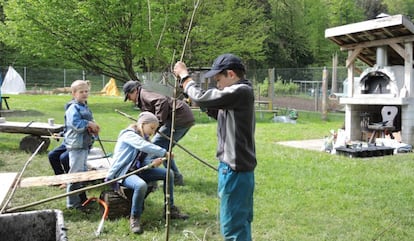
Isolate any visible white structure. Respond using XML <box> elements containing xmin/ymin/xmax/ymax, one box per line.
<box><xmin>1</xmin><ymin>66</ymin><xmax>26</xmax><ymax>94</ymax></box>
<box><xmin>325</xmin><ymin>14</ymin><xmax>414</xmax><ymax>145</ymax></box>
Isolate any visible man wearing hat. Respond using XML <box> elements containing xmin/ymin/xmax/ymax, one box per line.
<box><xmin>174</xmin><ymin>53</ymin><xmax>257</xmax><ymax>241</ymax></box>
<box><xmin>122</xmin><ymin>79</ymin><xmax>195</xmax><ymax>186</ymax></box>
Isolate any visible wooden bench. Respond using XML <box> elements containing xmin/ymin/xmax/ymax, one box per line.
<box><xmin>255</xmin><ymin>108</ymin><xmax>279</xmax><ymax>119</ymax></box>
<box><xmin>0</xmin><ymin>120</ymin><xmax>64</xmax><ymax>153</ymax></box>
<box><xmin>255</xmin><ymin>100</ymin><xmax>272</xmax><ymax>110</ymax></box>
<box><xmin>0</xmin><ymin>96</ymin><xmax>10</xmax><ymax>110</ymax></box>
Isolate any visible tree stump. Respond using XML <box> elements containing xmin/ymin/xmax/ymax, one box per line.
<box><xmin>99</xmin><ymin>183</ymin><xmax>157</xmax><ymax>220</ymax></box>
<box><xmin>99</xmin><ymin>189</ymin><xmax>132</xmax><ymax>220</ymax></box>
<box><xmin>19</xmin><ymin>135</ymin><xmax>50</xmax><ymax>153</ymax></box>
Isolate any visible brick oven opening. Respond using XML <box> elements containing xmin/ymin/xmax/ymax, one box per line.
<box><xmin>360</xmin><ymin>71</ymin><xmax>391</xmax><ymax>94</ymax></box>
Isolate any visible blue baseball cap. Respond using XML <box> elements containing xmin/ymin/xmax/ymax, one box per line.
<box><xmin>202</xmin><ymin>53</ymin><xmax>245</xmax><ymax>78</ymax></box>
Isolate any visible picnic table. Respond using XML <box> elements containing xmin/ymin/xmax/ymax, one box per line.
<box><xmin>0</xmin><ymin>120</ymin><xmax>64</xmax><ymax>153</ymax></box>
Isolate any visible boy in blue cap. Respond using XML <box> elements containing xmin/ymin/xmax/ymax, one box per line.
<box><xmin>174</xmin><ymin>53</ymin><xmax>257</xmax><ymax>241</ymax></box>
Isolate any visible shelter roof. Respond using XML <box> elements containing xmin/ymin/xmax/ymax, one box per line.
<box><xmin>325</xmin><ymin>14</ymin><xmax>414</xmax><ymax>66</ymax></box>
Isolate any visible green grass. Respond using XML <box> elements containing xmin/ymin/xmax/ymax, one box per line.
<box><xmin>1</xmin><ymin>94</ymin><xmax>414</xmax><ymax>240</ymax></box>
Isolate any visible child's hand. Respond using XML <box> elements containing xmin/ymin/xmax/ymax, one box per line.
<box><xmin>152</xmin><ymin>157</ymin><xmax>164</xmax><ymax>167</ymax></box>
<box><xmin>87</xmin><ymin>121</ymin><xmax>100</xmax><ymax>135</ymax></box>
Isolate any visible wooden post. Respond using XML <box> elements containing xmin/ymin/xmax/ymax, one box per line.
<box><xmin>331</xmin><ymin>52</ymin><xmax>338</xmax><ymax>94</ymax></box>
<box><xmin>321</xmin><ymin>67</ymin><xmax>328</xmax><ymax>121</ymax></box>
<box><xmin>268</xmin><ymin>68</ymin><xmax>275</xmax><ymax>110</ymax></box>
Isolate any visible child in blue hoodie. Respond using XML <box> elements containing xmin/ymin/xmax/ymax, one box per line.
<box><xmin>64</xmin><ymin>80</ymin><xmax>100</xmax><ymax>209</ymax></box>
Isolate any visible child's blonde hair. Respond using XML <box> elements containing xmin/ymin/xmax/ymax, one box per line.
<box><xmin>71</xmin><ymin>80</ymin><xmax>90</xmax><ymax>93</ymax></box>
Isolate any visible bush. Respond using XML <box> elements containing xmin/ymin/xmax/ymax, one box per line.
<box><xmin>258</xmin><ymin>76</ymin><xmax>299</xmax><ymax>97</ymax></box>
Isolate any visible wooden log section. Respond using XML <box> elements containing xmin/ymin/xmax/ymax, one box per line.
<box><xmin>19</xmin><ymin>169</ymin><xmax>108</xmax><ymax>188</ymax></box>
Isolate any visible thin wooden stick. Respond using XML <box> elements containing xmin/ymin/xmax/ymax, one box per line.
<box><xmin>166</xmin><ymin>1</ymin><xmax>201</xmax><ymax>240</ymax></box>
<box><xmin>180</xmin><ymin>0</ymin><xmax>200</xmax><ymax>61</ymax></box>
<box><xmin>114</xmin><ymin>109</ymin><xmax>217</xmax><ymax>171</ymax></box>
<box><xmin>41</xmin><ymin>135</ymin><xmax>117</xmax><ymax>143</ymax></box>
<box><xmin>1</xmin><ymin>141</ymin><xmax>45</xmax><ymax>213</ymax></box>
<box><xmin>4</xmin><ymin>161</ymin><xmax>157</xmax><ymax>213</ymax></box>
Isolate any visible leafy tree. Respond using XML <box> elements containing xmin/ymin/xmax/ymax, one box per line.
<box><xmin>188</xmin><ymin>0</ymin><xmax>270</xmax><ymax>68</ymax></box>
<box><xmin>383</xmin><ymin>0</ymin><xmax>414</xmax><ymax>18</ymax></box>
<box><xmin>1</xmin><ymin>0</ymin><xmax>186</xmax><ymax>81</ymax></box>
<box><xmin>1</xmin><ymin>0</ymin><xmax>271</xmax><ymax>81</ymax></box>
<box><xmin>356</xmin><ymin>0</ymin><xmax>387</xmax><ymax>19</ymax></box>
<box><xmin>265</xmin><ymin>0</ymin><xmax>314</xmax><ymax>68</ymax></box>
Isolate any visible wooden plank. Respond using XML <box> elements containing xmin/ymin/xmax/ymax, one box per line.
<box><xmin>0</xmin><ymin>121</ymin><xmax>64</xmax><ymax>136</ymax></box>
<box><xmin>19</xmin><ymin>169</ymin><xmax>108</xmax><ymax>188</ymax></box>
<box><xmin>0</xmin><ymin>173</ymin><xmax>18</xmax><ymax>207</ymax></box>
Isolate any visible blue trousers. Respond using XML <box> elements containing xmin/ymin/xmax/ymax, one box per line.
<box><xmin>48</xmin><ymin>143</ymin><xmax>69</xmax><ymax>175</ymax></box>
<box><xmin>66</xmin><ymin>149</ymin><xmax>88</xmax><ymax>208</ymax></box>
<box><xmin>122</xmin><ymin>174</ymin><xmax>147</xmax><ymax>217</ymax></box>
<box><xmin>218</xmin><ymin>162</ymin><xmax>254</xmax><ymax>241</ymax></box>
<box><xmin>151</xmin><ymin>122</ymin><xmax>191</xmax><ymax>175</ymax></box>
<box><xmin>123</xmin><ymin>160</ymin><xmax>175</xmax><ymax>217</ymax></box>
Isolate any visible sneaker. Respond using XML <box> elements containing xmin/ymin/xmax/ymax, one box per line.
<box><xmin>174</xmin><ymin>173</ymin><xmax>184</xmax><ymax>186</ymax></box>
<box><xmin>166</xmin><ymin>205</ymin><xmax>189</xmax><ymax>220</ymax></box>
<box><xmin>130</xmin><ymin>216</ymin><xmax>143</xmax><ymax>234</ymax></box>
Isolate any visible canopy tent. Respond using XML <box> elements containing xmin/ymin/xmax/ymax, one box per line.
<box><xmin>1</xmin><ymin>66</ymin><xmax>26</xmax><ymax>94</ymax></box>
<box><xmin>100</xmin><ymin>78</ymin><xmax>120</xmax><ymax>96</ymax></box>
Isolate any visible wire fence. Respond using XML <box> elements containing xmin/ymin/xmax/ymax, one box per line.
<box><xmin>0</xmin><ymin>66</ymin><xmax>350</xmax><ymax>93</ymax></box>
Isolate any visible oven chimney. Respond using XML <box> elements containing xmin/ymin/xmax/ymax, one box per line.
<box><xmin>376</xmin><ymin>46</ymin><xmax>388</xmax><ymax>67</ymax></box>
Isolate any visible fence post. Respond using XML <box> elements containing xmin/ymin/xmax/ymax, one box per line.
<box><xmin>268</xmin><ymin>68</ymin><xmax>275</xmax><ymax>110</ymax></box>
<box><xmin>321</xmin><ymin>67</ymin><xmax>328</xmax><ymax>121</ymax></box>
<box><xmin>331</xmin><ymin>52</ymin><xmax>338</xmax><ymax>94</ymax></box>
<box><xmin>63</xmin><ymin>69</ymin><xmax>66</xmax><ymax>87</ymax></box>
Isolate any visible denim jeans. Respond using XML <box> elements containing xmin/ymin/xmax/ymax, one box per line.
<box><xmin>139</xmin><ymin>158</ymin><xmax>175</xmax><ymax>206</ymax></box>
<box><xmin>151</xmin><ymin>122</ymin><xmax>191</xmax><ymax>175</ymax></box>
<box><xmin>122</xmin><ymin>175</ymin><xmax>148</xmax><ymax>217</ymax></box>
<box><xmin>218</xmin><ymin>162</ymin><xmax>254</xmax><ymax>241</ymax></box>
<box><xmin>122</xmin><ymin>162</ymin><xmax>174</xmax><ymax>217</ymax></box>
<box><xmin>48</xmin><ymin>143</ymin><xmax>69</xmax><ymax>175</ymax></box>
<box><xmin>66</xmin><ymin>148</ymin><xmax>89</xmax><ymax>208</ymax></box>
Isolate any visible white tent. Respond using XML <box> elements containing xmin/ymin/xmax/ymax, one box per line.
<box><xmin>1</xmin><ymin>66</ymin><xmax>26</xmax><ymax>94</ymax></box>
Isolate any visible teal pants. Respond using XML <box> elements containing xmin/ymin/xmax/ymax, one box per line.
<box><xmin>218</xmin><ymin>162</ymin><xmax>254</xmax><ymax>241</ymax></box>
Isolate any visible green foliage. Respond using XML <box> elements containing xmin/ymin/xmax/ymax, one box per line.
<box><xmin>2</xmin><ymin>0</ymin><xmax>411</xmax><ymax>79</ymax></box>
<box><xmin>258</xmin><ymin>76</ymin><xmax>299</xmax><ymax>97</ymax></box>
<box><xmin>257</xmin><ymin>77</ymin><xmax>269</xmax><ymax>97</ymax></box>
<box><xmin>0</xmin><ymin>0</ymin><xmax>269</xmax><ymax>80</ymax></box>
<box><xmin>383</xmin><ymin>0</ymin><xmax>414</xmax><ymax>17</ymax></box>
<box><xmin>1</xmin><ymin>0</ymin><xmax>187</xmax><ymax>80</ymax></box>
<box><xmin>188</xmin><ymin>0</ymin><xmax>269</xmax><ymax>66</ymax></box>
<box><xmin>274</xmin><ymin>77</ymin><xmax>299</xmax><ymax>95</ymax></box>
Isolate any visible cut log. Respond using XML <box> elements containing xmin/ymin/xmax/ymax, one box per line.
<box><xmin>99</xmin><ymin>189</ymin><xmax>132</xmax><ymax>220</ymax></box>
<box><xmin>19</xmin><ymin>169</ymin><xmax>108</xmax><ymax>188</ymax></box>
<box><xmin>19</xmin><ymin>135</ymin><xmax>50</xmax><ymax>153</ymax></box>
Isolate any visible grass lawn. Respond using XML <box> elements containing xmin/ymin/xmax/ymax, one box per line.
<box><xmin>1</xmin><ymin>94</ymin><xmax>414</xmax><ymax>240</ymax></box>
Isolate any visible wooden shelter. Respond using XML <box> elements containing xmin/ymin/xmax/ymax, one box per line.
<box><xmin>325</xmin><ymin>14</ymin><xmax>414</xmax><ymax>145</ymax></box>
